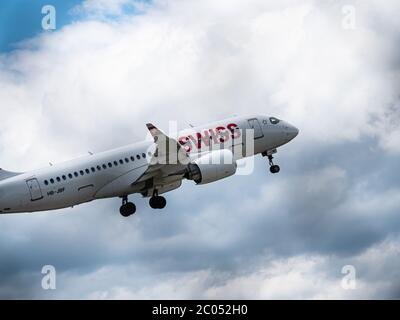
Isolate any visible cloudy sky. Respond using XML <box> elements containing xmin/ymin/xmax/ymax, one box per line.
<box><xmin>0</xmin><ymin>0</ymin><xmax>399</xmax><ymax>299</ymax></box>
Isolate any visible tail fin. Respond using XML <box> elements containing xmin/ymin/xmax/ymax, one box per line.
<box><xmin>0</xmin><ymin>168</ymin><xmax>22</xmax><ymax>181</ymax></box>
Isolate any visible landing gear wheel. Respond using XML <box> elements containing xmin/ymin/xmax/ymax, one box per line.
<box><xmin>158</xmin><ymin>196</ymin><xmax>167</xmax><ymax>209</ymax></box>
<box><xmin>119</xmin><ymin>196</ymin><xmax>136</xmax><ymax>217</ymax></box>
<box><xmin>270</xmin><ymin>165</ymin><xmax>280</xmax><ymax>174</ymax></box>
<box><xmin>149</xmin><ymin>196</ymin><xmax>167</xmax><ymax>209</ymax></box>
<box><xmin>120</xmin><ymin>202</ymin><xmax>136</xmax><ymax>217</ymax></box>
<box><xmin>267</xmin><ymin>154</ymin><xmax>280</xmax><ymax>174</ymax></box>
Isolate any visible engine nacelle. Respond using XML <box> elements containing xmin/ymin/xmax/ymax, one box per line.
<box><xmin>185</xmin><ymin>149</ymin><xmax>237</xmax><ymax>185</ymax></box>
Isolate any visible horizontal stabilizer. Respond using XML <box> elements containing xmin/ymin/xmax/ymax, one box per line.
<box><xmin>0</xmin><ymin>168</ymin><xmax>21</xmax><ymax>181</ymax></box>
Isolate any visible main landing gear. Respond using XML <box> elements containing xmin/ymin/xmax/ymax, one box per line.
<box><xmin>119</xmin><ymin>192</ymin><xmax>167</xmax><ymax>216</ymax></box>
<box><xmin>120</xmin><ymin>196</ymin><xmax>136</xmax><ymax>217</ymax></box>
<box><xmin>262</xmin><ymin>150</ymin><xmax>280</xmax><ymax>174</ymax></box>
<box><xmin>149</xmin><ymin>190</ymin><xmax>167</xmax><ymax>209</ymax></box>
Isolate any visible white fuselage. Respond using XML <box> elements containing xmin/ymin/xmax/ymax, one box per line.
<box><xmin>0</xmin><ymin>115</ymin><xmax>298</xmax><ymax>214</ymax></box>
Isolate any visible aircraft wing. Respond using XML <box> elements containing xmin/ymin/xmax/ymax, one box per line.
<box><xmin>131</xmin><ymin>123</ymin><xmax>191</xmax><ymax>196</ymax></box>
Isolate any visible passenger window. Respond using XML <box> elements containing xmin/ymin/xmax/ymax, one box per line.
<box><xmin>44</xmin><ymin>180</ymin><xmax>49</xmax><ymax>185</ymax></box>
<box><xmin>91</xmin><ymin>167</ymin><xmax>96</xmax><ymax>172</ymax></box>
<box><xmin>136</xmin><ymin>155</ymin><xmax>140</xmax><ymax>160</ymax></box>
<box><xmin>147</xmin><ymin>152</ymin><xmax>152</xmax><ymax>157</ymax></box>
<box><xmin>62</xmin><ymin>175</ymin><xmax>67</xmax><ymax>180</ymax></box>
<box><xmin>114</xmin><ymin>161</ymin><xmax>118</xmax><ymax>166</ymax></box>
<box><xmin>56</xmin><ymin>177</ymin><xmax>61</xmax><ymax>182</ymax></box>
<box><xmin>80</xmin><ymin>170</ymin><xmax>84</xmax><ymax>176</ymax></box>
<box><xmin>130</xmin><ymin>156</ymin><xmax>135</xmax><ymax>162</ymax></box>
<box><xmin>85</xmin><ymin>169</ymin><xmax>90</xmax><ymax>174</ymax></box>
<box><xmin>108</xmin><ymin>162</ymin><xmax>112</xmax><ymax>168</ymax></box>
<box><xmin>120</xmin><ymin>159</ymin><xmax>124</xmax><ymax>164</ymax></box>
<box><xmin>74</xmin><ymin>172</ymin><xmax>78</xmax><ymax>177</ymax></box>
<box><xmin>97</xmin><ymin>165</ymin><xmax>101</xmax><ymax>171</ymax></box>
<box><xmin>68</xmin><ymin>173</ymin><xmax>73</xmax><ymax>179</ymax></box>
<box><xmin>50</xmin><ymin>178</ymin><xmax>54</xmax><ymax>184</ymax></box>
<box><xmin>102</xmin><ymin>164</ymin><xmax>107</xmax><ymax>169</ymax></box>
<box><xmin>142</xmin><ymin>153</ymin><xmax>146</xmax><ymax>158</ymax></box>
<box><xmin>125</xmin><ymin>158</ymin><xmax>129</xmax><ymax>163</ymax></box>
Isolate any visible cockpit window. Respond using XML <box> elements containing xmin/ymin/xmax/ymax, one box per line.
<box><xmin>269</xmin><ymin>117</ymin><xmax>280</xmax><ymax>125</ymax></box>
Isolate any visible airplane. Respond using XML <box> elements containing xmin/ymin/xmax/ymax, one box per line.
<box><xmin>0</xmin><ymin>115</ymin><xmax>298</xmax><ymax>217</ymax></box>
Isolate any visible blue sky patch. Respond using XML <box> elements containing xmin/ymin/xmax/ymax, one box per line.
<box><xmin>0</xmin><ymin>0</ymin><xmax>153</xmax><ymax>52</ymax></box>
<box><xmin>0</xmin><ymin>0</ymin><xmax>83</xmax><ymax>52</ymax></box>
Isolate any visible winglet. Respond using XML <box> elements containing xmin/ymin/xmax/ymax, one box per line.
<box><xmin>146</xmin><ymin>123</ymin><xmax>162</xmax><ymax>142</ymax></box>
<box><xmin>146</xmin><ymin>123</ymin><xmax>156</xmax><ymax>131</ymax></box>
<box><xmin>145</xmin><ymin>123</ymin><xmax>189</xmax><ymax>165</ymax></box>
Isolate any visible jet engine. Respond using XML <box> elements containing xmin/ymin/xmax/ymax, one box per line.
<box><xmin>184</xmin><ymin>149</ymin><xmax>237</xmax><ymax>185</ymax></box>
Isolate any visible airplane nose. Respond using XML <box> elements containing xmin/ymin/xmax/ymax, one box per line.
<box><xmin>291</xmin><ymin>126</ymin><xmax>299</xmax><ymax>138</ymax></box>
<box><xmin>286</xmin><ymin>124</ymin><xmax>299</xmax><ymax>140</ymax></box>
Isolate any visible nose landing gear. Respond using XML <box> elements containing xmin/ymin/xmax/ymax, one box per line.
<box><xmin>269</xmin><ymin>156</ymin><xmax>280</xmax><ymax>174</ymax></box>
<box><xmin>120</xmin><ymin>195</ymin><xmax>136</xmax><ymax>217</ymax></box>
<box><xmin>262</xmin><ymin>149</ymin><xmax>280</xmax><ymax>174</ymax></box>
